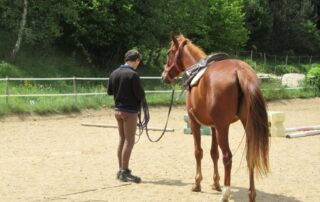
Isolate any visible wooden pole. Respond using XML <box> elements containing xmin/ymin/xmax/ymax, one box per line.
<box><xmin>285</xmin><ymin>125</ymin><xmax>320</xmax><ymax>132</ymax></box>
<box><xmin>5</xmin><ymin>76</ymin><xmax>9</xmax><ymax>104</ymax></box>
<box><xmin>73</xmin><ymin>76</ymin><xmax>77</xmax><ymax>103</ymax></box>
<box><xmin>286</xmin><ymin>130</ymin><xmax>320</xmax><ymax>138</ymax></box>
<box><xmin>81</xmin><ymin>122</ymin><xmax>175</xmax><ymax>132</ymax></box>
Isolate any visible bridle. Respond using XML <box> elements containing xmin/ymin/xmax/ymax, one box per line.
<box><xmin>163</xmin><ymin>40</ymin><xmax>189</xmax><ymax>81</ymax></box>
<box><xmin>136</xmin><ymin>39</ymin><xmax>198</xmax><ymax>143</ymax></box>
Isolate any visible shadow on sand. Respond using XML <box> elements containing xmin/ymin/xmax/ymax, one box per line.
<box><xmin>142</xmin><ymin>178</ymin><xmax>191</xmax><ymax>187</ymax></box>
<box><xmin>228</xmin><ymin>186</ymin><xmax>302</xmax><ymax>202</ymax></box>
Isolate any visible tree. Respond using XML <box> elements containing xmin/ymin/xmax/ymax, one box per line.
<box><xmin>244</xmin><ymin>0</ymin><xmax>273</xmax><ymax>52</ymax></box>
<box><xmin>10</xmin><ymin>0</ymin><xmax>27</xmax><ymax>62</ymax></box>
<box><xmin>268</xmin><ymin>0</ymin><xmax>320</xmax><ymax>54</ymax></box>
<box><xmin>199</xmin><ymin>0</ymin><xmax>249</xmax><ymax>53</ymax></box>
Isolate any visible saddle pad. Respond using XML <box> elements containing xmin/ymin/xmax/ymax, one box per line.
<box><xmin>190</xmin><ymin>68</ymin><xmax>206</xmax><ymax>87</ymax></box>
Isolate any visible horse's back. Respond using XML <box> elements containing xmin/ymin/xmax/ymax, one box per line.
<box><xmin>208</xmin><ymin>59</ymin><xmax>255</xmax><ymax>74</ymax></box>
<box><xmin>205</xmin><ymin>59</ymin><xmax>258</xmax><ymax>88</ymax></box>
<box><xmin>203</xmin><ymin>59</ymin><xmax>250</xmax><ymax>90</ymax></box>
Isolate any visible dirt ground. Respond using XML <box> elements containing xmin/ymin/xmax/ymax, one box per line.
<box><xmin>1</xmin><ymin>98</ymin><xmax>320</xmax><ymax>202</ymax></box>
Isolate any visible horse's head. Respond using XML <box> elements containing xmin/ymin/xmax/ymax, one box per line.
<box><xmin>162</xmin><ymin>33</ymin><xmax>206</xmax><ymax>84</ymax></box>
<box><xmin>161</xmin><ymin>33</ymin><xmax>189</xmax><ymax>84</ymax></box>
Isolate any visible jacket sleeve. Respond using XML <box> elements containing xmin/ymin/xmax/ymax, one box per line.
<box><xmin>132</xmin><ymin>73</ymin><xmax>145</xmax><ymax>101</ymax></box>
<box><xmin>107</xmin><ymin>77</ymin><xmax>113</xmax><ymax>95</ymax></box>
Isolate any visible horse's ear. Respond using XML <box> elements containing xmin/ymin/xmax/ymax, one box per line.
<box><xmin>171</xmin><ymin>32</ymin><xmax>179</xmax><ymax>48</ymax></box>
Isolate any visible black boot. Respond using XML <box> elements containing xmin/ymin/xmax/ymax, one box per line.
<box><xmin>119</xmin><ymin>169</ymin><xmax>141</xmax><ymax>183</ymax></box>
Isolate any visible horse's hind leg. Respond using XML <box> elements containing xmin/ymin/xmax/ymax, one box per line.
<box><xmin>216</xmin><ymin>126</ymin><xmax>232</xmax><ymax>202</ymax></box>
<box><xmin>211</xmin><ymin>127</ymin><xmax>221</xmax><ymax>191</ymax></box>
<box><xmin>189</xmin><ymin>116</ymin><xmax>203</xmax><ymax>192</ymax></box>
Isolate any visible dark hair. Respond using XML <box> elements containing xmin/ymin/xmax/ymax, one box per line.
<box><xmin>124</xmin><ymin>49</ymin><xmax>142</xmax><ymax>62</ymax></box>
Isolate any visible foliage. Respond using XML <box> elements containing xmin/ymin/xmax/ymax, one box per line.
<box><xmin>244</xmin><ymin>0</ymin><xmax>273</xmax><ymax>52</ymax></box>
<box><xmin>0</xmin><ymin>0</ymin><xmax>319</xmax><ymax>76</ymax></box>
<box><xmin>273</xmin><ymin>65</ymin><xmax>301</xmax><ymax>75</ymax></box>
<box><xmin>307</xmin><ymin>65</ymin><xmax>320</xmax><ymax>92</ymax></box>
<box><xmin>0</xmin><ymin>60</ymin><xmax>26</xmax><ymax>77</ymax></box>
<box><xmin>198</xmin><ymin>0</ymin><xmax>248</xmax><ymax>52</ymax></box>
<box><xmin>267</xmin><ymin>0</ymin><xmax>320</xmax><ymax>54</ymax></box>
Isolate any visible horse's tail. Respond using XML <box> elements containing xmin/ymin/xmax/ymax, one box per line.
<box><xmin>236</xmin><ymin>67</ymin><xmax>270</xmax><ymax>176</ymax></box>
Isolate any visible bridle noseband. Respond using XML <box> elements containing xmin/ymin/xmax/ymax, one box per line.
<box><xmin>164</xmin><ymin>40</ymin><xmax>189</xmax><ymax>81</ymax></box>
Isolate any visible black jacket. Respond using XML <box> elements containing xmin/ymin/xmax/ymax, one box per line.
<box><xmin>107</xmin><ymin>64</ymin><xmax>145</xmax><ymax>113</ymax></box>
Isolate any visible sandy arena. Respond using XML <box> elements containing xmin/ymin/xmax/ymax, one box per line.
<box><xmin>1</xmin><ymin>98</ymin><xmax>320</xmax><ymax>202</ymax></box>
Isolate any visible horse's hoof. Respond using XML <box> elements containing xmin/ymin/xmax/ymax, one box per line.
<box><xmin>219</xmin><ymin>197</ymin><xmax>229</xmax><ymax>202</ymax></box>
<box><xmin>212</xmin><ymin>183</ymin><xmax>222</xmax><ymax>192</ymax></box>
<box><xmin>219</xmin><ymin>186</ymin><xmax>230</xmax><ymax>202</ymax></box>
<box><xmin>191</xmin><ymin>185</ymin><xmax>201</xmax><ymax>192</ymax></box>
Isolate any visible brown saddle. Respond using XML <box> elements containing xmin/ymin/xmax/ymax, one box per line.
<box><xmin>183</xmin><ymin>52</ymin><xmax>230</xmax><ymax>90</ymax></box>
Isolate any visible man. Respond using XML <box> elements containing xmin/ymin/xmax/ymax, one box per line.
<box><xmin>107</xmin><ymin>49</ymin><xmax>145</xmax><ymax>183</ymax></box>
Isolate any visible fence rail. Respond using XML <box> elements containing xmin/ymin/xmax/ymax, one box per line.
<box><xmin>237</xmin><ymin>50</ymin><xmax>320</xmax><ymax>65</ymax></box>
<box><xmin>0</xmin><ymin>76</ymin><xmax>315</xmax><ymax>104</ymax></box>
<box><xmin>0</xmin><ymin>77</ymin><xmax>182</xmax><ymax>104</ymax></box>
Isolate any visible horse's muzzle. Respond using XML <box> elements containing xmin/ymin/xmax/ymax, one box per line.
<box><xmin>161</xmin><ymin>72</ymin><xmax>170</xmax><ymax>84</ymax></box>
<box><xmin>162</xmin><ymin>72</ymin><xmax>178</xmax><ymax>84</ymax></box>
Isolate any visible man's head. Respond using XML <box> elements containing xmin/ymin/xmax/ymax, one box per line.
<box><xmin>124</xmin><ymin>49</ymin><xmax>142</xmax><ymax>69</ymax></box>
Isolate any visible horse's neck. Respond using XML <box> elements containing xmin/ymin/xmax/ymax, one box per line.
<box><xmin>183</xmin><ymin>46</ymin><xmax>206</xmax><ymax>69</ymax></box>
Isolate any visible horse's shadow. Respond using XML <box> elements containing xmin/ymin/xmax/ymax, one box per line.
<box><xmin>204</xmin><ymin>186</ymin><xmax>302</xmax><ymax>202</ymax></box>
<box><xmin>143</xmin><ymin>180</ymin><xmax>301</xmax><ymax>201</ymax></box>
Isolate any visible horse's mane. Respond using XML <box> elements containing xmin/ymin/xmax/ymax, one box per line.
<box><xmin>174</xmin><ymin>34</ymin><xmax>207</xmax><ymax>59</ymax></box>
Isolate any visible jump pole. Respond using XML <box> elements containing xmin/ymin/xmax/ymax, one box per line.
<box><xmin>81</xmin><ymin>122</ymin><xmax>174</xmax><ymax>132</ymax></box>
<box><xmin>286</xmin><ymin>130</ymin><xmax>320</xmax><ymax>138</ymax></box>
<box><xmin>285</xmin><ymin>125</ymin><xmax>320</xmax><ymax>133</ymax></box>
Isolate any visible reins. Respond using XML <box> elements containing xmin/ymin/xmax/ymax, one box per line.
<box><xmin>136</xmin><ymin>88</ymin><xmax>175</xmax><ymax>143</ymax></box>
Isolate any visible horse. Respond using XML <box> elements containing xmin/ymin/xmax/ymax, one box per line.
<box><xmin>161</xmin><ymin>33</ymin><xmax>269</xmax><ymax>202</ymax></box>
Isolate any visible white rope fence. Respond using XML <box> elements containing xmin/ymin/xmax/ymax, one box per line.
<box><xmin>0</xmin><ymin>76</ymin><xmax>316</xmax><ymax>104</ymax></box>
<box><xmin>0</xmin><ymin>76</ymin><xmax>181</xmax><ymax>104</ymax></box>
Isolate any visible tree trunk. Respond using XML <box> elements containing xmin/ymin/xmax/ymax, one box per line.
<box><xmin>10</xmin><ymin>0</ymin><xmax>28</xmax><ymax>62</ymax></box>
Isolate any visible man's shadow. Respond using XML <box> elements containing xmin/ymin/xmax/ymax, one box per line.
<box><xmin>142</xmin><ymin>178</ymin><xmax>191</xmax><ymax>187</ymax></box>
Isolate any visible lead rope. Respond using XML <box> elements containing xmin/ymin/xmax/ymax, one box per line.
<box><xmin>136</xmin><ymin>88</ymin><xmax>175</xmax><ymax>143</ymax></box>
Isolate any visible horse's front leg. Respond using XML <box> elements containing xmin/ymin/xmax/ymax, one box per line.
<box><xmin>189</xmin><ymin>115</ymin><xmax>203</xmax><ymax>192</ymax></box>
<box><xmin>211</xmin><ymin>127</ymin><xmax>221</xmax><ymax>191</ymax></box>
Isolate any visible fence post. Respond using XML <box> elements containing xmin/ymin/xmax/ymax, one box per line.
<box><xmin>264</xmin><ymin>53</ymin><xmax>266</xmax><ymax>65</ymax></box>
<box><xmin>298</xmin><ymin>56</ymin><xmax>300</xmax><ymax>64</ymax></box>
<box><xmin>285</xmin><ymin>55</ymin><xmax>288</xmax><ymax>65</ymax></box>
<box><xmin>309</xmin><ymin>56</ymin><xmax>313</xmax><ymax>64</ymax></box>
<box><xmin>73</xmin><ymin>76</ymin><xmax>77</xmax><ymax>103</ymax></box>
<box><xmin>250</xmin><ymin>50</ymin><xmax>253</xmax><ymax>60</ymax></box>
<box><xmin>5</xmin><ymin>76</ymin><xmax>9</xmax><ymax>104</ymax></box>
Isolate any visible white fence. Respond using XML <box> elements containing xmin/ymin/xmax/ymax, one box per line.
<box><xmin>0</xmin><ymin>76</ymin><xmax>177</xmax><ymax>104</ymax></box>
<box><xmin>237</xmin><ymin>50</ymin><xmax>320</xmax><ymax>65</ymax></box>
<box><xmin>0</xmin><ymin>76</ymin><xmax>315</xmax><ymax>104</ymax></box>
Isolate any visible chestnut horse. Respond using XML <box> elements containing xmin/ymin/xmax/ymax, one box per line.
<box><xmin>162</xmin><ymin>34</ymin><xmax>269</xmax><ymax>202</ymax></box>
